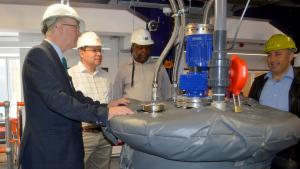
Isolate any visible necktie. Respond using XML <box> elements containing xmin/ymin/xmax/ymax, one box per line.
<box><xmin>61</xmin><ymin>57</ymin><xmax>68</xmax><ymax>70</ymax></box>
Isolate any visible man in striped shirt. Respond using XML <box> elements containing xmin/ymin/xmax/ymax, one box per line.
<box><xmin>68</xmin><ymin>32</ymin><xmax>112</xmax><ymax>169</ymax></box>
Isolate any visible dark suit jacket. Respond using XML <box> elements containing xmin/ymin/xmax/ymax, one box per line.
<box><xmin>20</xmin><ymin>40</ymin><xmax>108</xmax><ymax>169</ymax></box>
<box><xmin>249</xmin><ymin>67</ymin><xmax>300</xmax><ymax>117</ymax></box>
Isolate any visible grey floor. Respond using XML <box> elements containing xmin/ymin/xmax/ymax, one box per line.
<box><xmin>0</xmin><ymin>156</ymin><xmax>120</xmax><ymax>169</ymax></box>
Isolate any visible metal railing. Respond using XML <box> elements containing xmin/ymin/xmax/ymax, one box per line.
<box><xmin>0</xmin><ymin>101</ymin><xmax>24</xmax><ymax>169</ymax></box>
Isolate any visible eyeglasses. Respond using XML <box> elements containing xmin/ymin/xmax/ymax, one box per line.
<box><xmin>62</xmin><ymin>23</ymin><xmax>80</xmax><ymax>30</ymax></box>
<box><xmin>84</xmin><ymin>49</ymin><xmax>102</xmax><ymax>53</ymax></box>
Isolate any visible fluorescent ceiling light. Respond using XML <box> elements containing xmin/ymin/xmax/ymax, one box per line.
<box><xmin>0</xmin><ymin>46</ymin><xmax>31</xmax><ymax>49</ymax></box>
<box><xmin>0</xmin><ymin>32</ymin><xmax>19</xmax><ymax>37</ymax></box>
<box><xmin>102</xmin><ymin>47</ymin><xmax>111</xmax><ymax>51</ymax></box>
<box><xmin>227</xmin><ymin>52</ymin><xmax>267</xmax><ymax>56</ymax></box>
<box><xmin>0</xmin><ymin>53</ymin><xmax>19</xmax><ymax>57</ymax></box>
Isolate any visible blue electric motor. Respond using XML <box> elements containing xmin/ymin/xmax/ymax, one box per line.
<box><xmin>179</xmin><ymin>24</ymin><xmax>213</xmax><ymax>97</ymax></box>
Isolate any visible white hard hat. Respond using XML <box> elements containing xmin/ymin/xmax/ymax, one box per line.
<box><xmin>42</xmin><ymin>3</ymin><xmax>85</xmax><ymax>32</ymax></box>
<box><xmin>77</xmin><ymin>32</ymin><xmax>102</xmax><ymax>49</ymax></box>
<box><xmin>42</xmin><ymin>4</ymin><xmax>80</xmax><ymax>23</ymax></box>
<box><xmin>131</xmin><ymin>28</ymin><xmax>154</xmax><ymax>45</ymax></box>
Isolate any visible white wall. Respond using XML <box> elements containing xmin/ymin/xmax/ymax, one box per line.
<box><xmin>229</xmin><ymin>53</ymin><xmax>268</xmax><ymax>70</ymax></box>
<box><xmin>226</xmin><ymin>17</ymin><xmax>284</xmax><ymax>41</ymax></box>
<box><xmin>0</xmin><ymin>3</ymin><xmax>146</xmax><ymax>86</ymax></box>
<box><xmin>224</xmin><ymin>17</ymin><xmax>283</xmax><ymax>70</ymax></box>
<box><xmin>0</xmin><ymin>3</ymin><xmax>146</xmax><ymax>34</ymax></box>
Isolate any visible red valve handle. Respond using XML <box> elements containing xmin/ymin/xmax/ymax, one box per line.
<box><xmin>228</xmin><ymin>54</ymin><xmax>248</xmax><ymax>95</ymax></box>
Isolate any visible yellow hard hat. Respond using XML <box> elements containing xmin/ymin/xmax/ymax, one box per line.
<box><xmin>264</xmin><ymin>34</ymin><xmax>297</xmax><ymax>53</ymax></box>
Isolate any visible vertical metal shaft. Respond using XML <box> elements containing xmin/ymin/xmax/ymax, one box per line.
<box><xmin>209</xmin><ymin>0</ymin><xmax>229</xmax><ymax>105</ymax></box>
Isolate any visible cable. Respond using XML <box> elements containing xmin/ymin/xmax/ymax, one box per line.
<box><xmin>131</xmin><ymin>58</ymin><xmax>135</xmax><ymax>87</ymax></box>
<box><xmin>129</xmin><ymin>0</ymin><xmax>136</xmax><ymax>32</ymax></box>
<box><xmin>227</xmin><ymin>0</ymin><xmax>251</xmax><ymax>51</ymax></box>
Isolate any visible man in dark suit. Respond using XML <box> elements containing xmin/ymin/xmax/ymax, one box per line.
<box><xmin>19</xmin><ymin>4</ymin><xmax>134</xmax><ymax>169</ymax></box>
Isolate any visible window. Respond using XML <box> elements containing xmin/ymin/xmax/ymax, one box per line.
<box><xmin>0</xmin><ymin>57</ymin><xmax>21</xmax><ymax>118</ymax></box>
<box><xmin>0</xmin><ymin>59</ymin><xmax>8</xmax><ymax>102</ymax></box>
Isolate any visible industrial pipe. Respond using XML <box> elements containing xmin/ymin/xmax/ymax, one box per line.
<box><xmin>171</xmin><ymin>0</ymin><xmax>186</xmax><ymax>102</ymax></box>
<box><xmin>152</xmin><ymin>0</ymin><xmax>180</xmax><ymax>102</ymax></box>
<box><xmin>202</xmin><ymin>0</ymin><xmax>215</xmax><ymax>24</ymax></box>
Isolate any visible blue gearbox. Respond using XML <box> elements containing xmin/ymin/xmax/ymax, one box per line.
<box><xmin>179</xmin><ymin>32</ymin><xmax>213</xmax><ymax>97</ymax></box>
